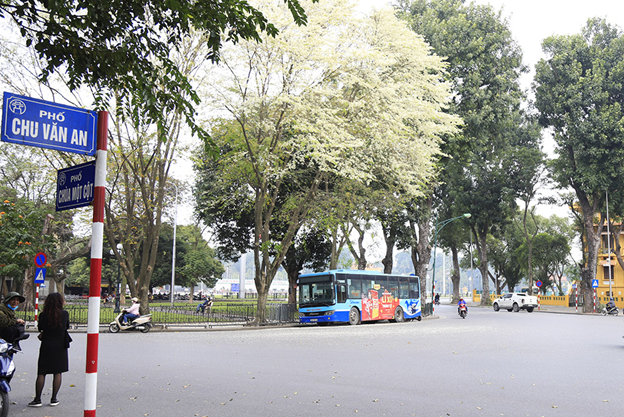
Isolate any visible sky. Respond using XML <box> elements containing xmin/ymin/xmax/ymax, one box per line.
<box><xmin>359</xmin><ymin>0</ymin><xmax>624</xmax><ymax>79</ymax></box>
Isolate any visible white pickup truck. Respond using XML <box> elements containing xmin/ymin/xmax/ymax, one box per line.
<box><xmin>492</xmin><ymin>293</ymin><xmax>538</xmax><ymax>313</ymax></box>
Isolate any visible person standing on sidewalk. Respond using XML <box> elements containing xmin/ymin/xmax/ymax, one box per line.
<box><xmin>28</xmin><ymin>293</ymin><xmax>71</xmax><ymax>407</ymax></box>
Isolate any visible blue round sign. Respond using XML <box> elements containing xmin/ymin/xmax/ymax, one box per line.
<box><xmin>535</xmin><ymin>280</ymin><xmax>543</xmax><ymax>288</ymax></box>
<box><xmin>34</xmin><ymin>252</ymin><xmax>47</xmax><ymax>267</ymax></box>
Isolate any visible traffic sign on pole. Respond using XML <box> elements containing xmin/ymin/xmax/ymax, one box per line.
<box><xmin>1</xmin><ymin>92</ymin><xmax>97</xmax><ymax>155</ymax></box>
<box><xmin>35</xmin><ymin>267</ymin><xmax>46</xmax><ymax>283</ymax></box>
<box><xmin>592</xmin><ymin>279</ymin><xmax>599</xmax><ymax>288</ymax></box>
<box><xmin>34</xmin><ymin>252</ymin><xmax>47</xmax><ymax>267</ymax></box>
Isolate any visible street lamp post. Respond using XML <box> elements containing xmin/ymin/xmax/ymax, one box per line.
<box><xmin>170</xmin><ymin>184</ymin><xmax>178</xmax><ymax>307</ymax></box>
<box><xmin>114</xmin><ymin>243</ymin><xmax>123</xmax><ymax>313</ymax></box>
<box><xmin>432</xmin><ymin>213</ymin><xmax>471</xmax><ymax>311</ymax></box>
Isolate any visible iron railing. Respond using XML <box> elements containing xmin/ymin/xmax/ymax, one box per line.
<box><xmin>18</xmin><ymin>303</ymin><xmax>299</xmax><ymax>327</ymax></box>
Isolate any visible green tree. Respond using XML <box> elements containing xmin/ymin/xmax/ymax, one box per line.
<box><xmin>4</xmin><ymin>0</ymin><xmax>318</xmax><ymax>149</ymax></box>
<box><xmin>534</xmin><ymin>18</ymin><xmax>624</xmax><ymax>311</ymax></box>
<box><xmin>196</xmin><ymin>2</ymin><xmax>458</xmax><ymax>321</ymax></box>
<box><xmin>399</xmin><ymin>0</ymin><xmax>538</xmax><ymax>305</ymax></box>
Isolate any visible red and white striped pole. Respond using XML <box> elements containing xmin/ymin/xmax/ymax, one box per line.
<box><xmin>84</xmin><ymin>111</ymin><xmax>108</xmax><ymax>417</ymax></box>
<box><xmin>575</xmin><ymin>287</ymin><xmax>578</xmax><ymax>313</ymax></box>
<box><xmin>34</xmin><ymin>283</ymin><xmax>40</xmax><ymax>322</ymax></box>
<box><xmin>537</xmin><ymin>288</ymin><xmax>541</xmax><ymax>311</ymax></box>
<box><xmin>593</xmin><ymin>289</ymin><xmax>596</xmax><ymax>314</ymax></box>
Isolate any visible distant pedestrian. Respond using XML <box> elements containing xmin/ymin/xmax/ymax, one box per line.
<box><xmin>28</xmin><ymin>293</ymin><xmax>71</xmax><ymax>407</ymax></box>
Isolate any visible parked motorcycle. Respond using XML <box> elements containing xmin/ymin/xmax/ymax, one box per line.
<box><xmin>601</xmin><ymin>305</ymin><xmax>619</xmax><ymax>316</ymax></box>
<box><xmin>109</xmin><ymin>310</ymin><xmax>153</xmax><ymax>333</ymax></box>
<box><xmin>459</xmin><ymin>304</ymin><xmax>467</xmax><ymax>319</ymax></box>
<box><xmin>0</xmin><ymin>334</ymin><xmax>29</xmax><ymax>417</ymax></box>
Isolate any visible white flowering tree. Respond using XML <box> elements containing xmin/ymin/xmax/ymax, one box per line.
<box><xmin>196</xmin><ymin>0</ymin><xmax>460</xmax><ymax>322</ymax></box>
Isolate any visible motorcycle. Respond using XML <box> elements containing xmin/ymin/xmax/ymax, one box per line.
<box><xmin>0</xmin><ymin>334</ymin><xmax>29</xmax><ymax>417</ymax></box>
<box><xmin>109</xmin><ymin>310</ymin><xmax>153</xmax><ymax>333</ymax></box>
<box><xmin>601</xmin><ymin>305</ymin><xmax>619</xmax><ymax>316</ymax></box>
<box><xmin>459</xmin><ymin>304</ymin><xmax>467</xmax><ymax>319</ymax></box>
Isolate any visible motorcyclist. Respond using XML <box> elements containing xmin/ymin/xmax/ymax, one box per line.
<box><xmin>606</xmin><ymin>297</ymin><xmax>617</xmax><ymax>312</ymax></box>
<box><xmin>434</xmin><ymin>294</ymin><xmax>440</xmax><ymax>305</ymax></box>
<box><xmin>0</xmin><ymin>292</ymin><xmax>30</xmax><ymax>345</ymax></box>
<box><xmin>457</xmin><ymin>297</ymin><xmax>467</xmax><ymax>314</ymax></box>
<box><xmin>122</xmin><ymin>297</ymin><xmax>140</xmax><ymax>325</ymax></box>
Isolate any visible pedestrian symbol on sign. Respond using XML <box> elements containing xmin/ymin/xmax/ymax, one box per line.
<box><xmin>35</xmin><ymin>268</ymin><xmax>46</xmax><ymax>284</ymax></box>
<box><xmin>592</xmin><ymin>279</ymin><xmax>599</xmax><ymax>288</ymax></box>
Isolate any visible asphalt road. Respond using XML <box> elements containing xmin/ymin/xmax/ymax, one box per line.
<box><xmin>9</xmin><ymin>304</ymin><xmax>624</xmax><ymax>417</ymax></box>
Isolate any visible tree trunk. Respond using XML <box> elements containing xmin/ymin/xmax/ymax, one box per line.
<box><xmin>411</xmin><ymin>213</ymin><xmax>432</xmax><ymax>308</ymax></box>
<box><xmin>287</xmin><ymin>268</ymin><xmax>298</xmax><ymax>305</ymax></box>
<box><xmin>23</xmin><ymin>267</ymin><xmax>35</xmax><ymax>311</ymax></box>
<box><xmin>576</xmin><ymin>190</ymin><xmax>602</xmax><ymax>313</ymax></box>
<box><xmin>189</xmin><ymin>283</ymin><xmax>196</xmax><ymax>303</ymax></box>
<box><xmin>381</xmin><ymin>223</ymin><xmax>397</xmax><ymax>274</ymax></box>
<box><xmin>450</xmin><ymin>244</ymin><xmax>461</xmax><ymax>304</ymax></box>
<box><xmin>347</xmin><ymin>223</ymin><xmax>368</xmax><ymax>270</ymax></box>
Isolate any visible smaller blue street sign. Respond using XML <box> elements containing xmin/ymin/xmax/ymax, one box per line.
<box><xmin>535</xmin><ymin>280</ymin><xmax>543</xmax><ymax>288</ymax></box>
<box><xmin>592</xmin><ymin>279</ymin><xmax>599</xmax><ymax>288</ymax></box>
<box><xmin>231</xmin><ymin>283</ymin><xmax>240</xmax><ymax>292</ymax></box>
<box><xmin>572</xmin><ymin>284</ymin><xmax>577</xmax><ymax>289</ymax></box>
<box><xmin>35</xmin><ymin>268</ymin><xmax>46</xmax><ymax>284</ymax></box>
<box><xmin>56</xmin><ymin>161</ymin><xmax>96</xmax><ymax>211</ymax></box>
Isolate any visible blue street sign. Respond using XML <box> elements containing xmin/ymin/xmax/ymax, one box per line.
<box><xmin>35</xmin><ymin>268</ymin><xmax>46</xmax><ymax>284</ymax></box>
<box><xmin>1</xmin><ymin>92</ymin><xmax>97</xmax><ymax>155</ymax></box>
<box><xmin>231</xmin><ymin>283</ymin><xmax>240</xmax><ymax>292</ymax></box>
<box><xmin>56</xmin><ymin>161</ymin><xmax>96</xmax><ymax>211</ymax></box>
<box><xmin>572</xmin><ymin>284</ymin><xmax>577</xmax><ymax>289</ymax></box>
<box><xmin>592</xmin><ymin>279</ymin><xmax>599</xmax><ymax>288</ymax></box>
<box><xmin>535</xmin><ymin>280</ymin><xmax>543</xmax><ymax>288</ymax></box>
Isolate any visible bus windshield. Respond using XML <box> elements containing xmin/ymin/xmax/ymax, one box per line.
<box><xmin>299</xmin><ymin>274</ymin><xmax>335</xmax><ymax>307</ymax></box>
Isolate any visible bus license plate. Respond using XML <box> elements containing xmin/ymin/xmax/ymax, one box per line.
<box><xmin>310</xmin><ymin>318</ymin><xmax>318</xmax><ymax>322</ymax></box>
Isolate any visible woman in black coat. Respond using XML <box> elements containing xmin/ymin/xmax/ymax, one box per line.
<box><xmin>28</xmin><ymin>292</ymin><xmax>71</xmax><ymax>407</ymax></box>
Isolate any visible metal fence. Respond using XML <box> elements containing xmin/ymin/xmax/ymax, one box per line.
<box><xmin>18</xmin><ymin>303</ymin><xmax>299</xmax><ymax>328</ymax></box>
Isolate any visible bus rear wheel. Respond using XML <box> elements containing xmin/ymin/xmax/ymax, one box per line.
<box><xmin>393</xmin><ymin>307</ymin><xmax>404</xmax><ymax>323</ymax></box>
<box><xmin>349</xmin><ymin>307</ymin><xmax>361</xmax><ymax>325</ymax></box>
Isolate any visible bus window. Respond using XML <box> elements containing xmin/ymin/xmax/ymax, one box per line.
<box><xmin>347</xmin><ymin>279</ymin><xmax>361</xmax><ymax>299</ymax></box>
<box><xmin>361</xmin><ymin>278</ymin><xmax>375</xmax><ymax>296</ymax></box>
<box><xmin>387</xmin><ymin>276</ymin><xmax>399</xmax><ymax>298</ymax></box>
<box><xmin>409</xmin><ymin>279</ymin><xmax>420</xmax><ymax>299</ymax></box>
<box><xmin>399</xmin><ymin>276</ymin><xmax>410</xmax><ymax>299</ymax></box>
<box><xmin>337</xmin><ymin>285</ymin><xmax>347</xmax><ymax>303</ymax></box>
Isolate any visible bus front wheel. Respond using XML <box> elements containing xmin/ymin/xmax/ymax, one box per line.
<box><xmin>349</xmin><ymin>307</ymin><xmax>361</xmax><ymax>325</ymax></box>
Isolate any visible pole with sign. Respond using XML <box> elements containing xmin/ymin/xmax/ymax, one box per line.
<box><xmin>1</xmin><ymin>92</ymin><xmax>105</xmax><ymax>417</ymax></box>
<box><xmin>84</xmin><ymin>111</ymin><xmax>107</xmax><ymax>417</ymax></box>
<box><xmin>34</xmin><ymin>253</ymin><xmax>46</xmax><ymax>323</ymax></box>
<box><xmin>535</xmin><ymin>280</ymin><xmax>542</xmax><ymax>310</ymax></box>
<box><xmin>573</xmin><ymin>283</ymin><xmax>578</xmax><ymax>313</ymax></box>
<box><xmin>592</xmin><ymin>279</ymin><xmax>599</xmax><ymax>314</ymax></box>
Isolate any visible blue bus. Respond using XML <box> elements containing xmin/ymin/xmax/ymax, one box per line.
<box><xmin>298</xmin><ymin>270</ymin><xmax>422</xmax><ymax>325</ymax></box>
